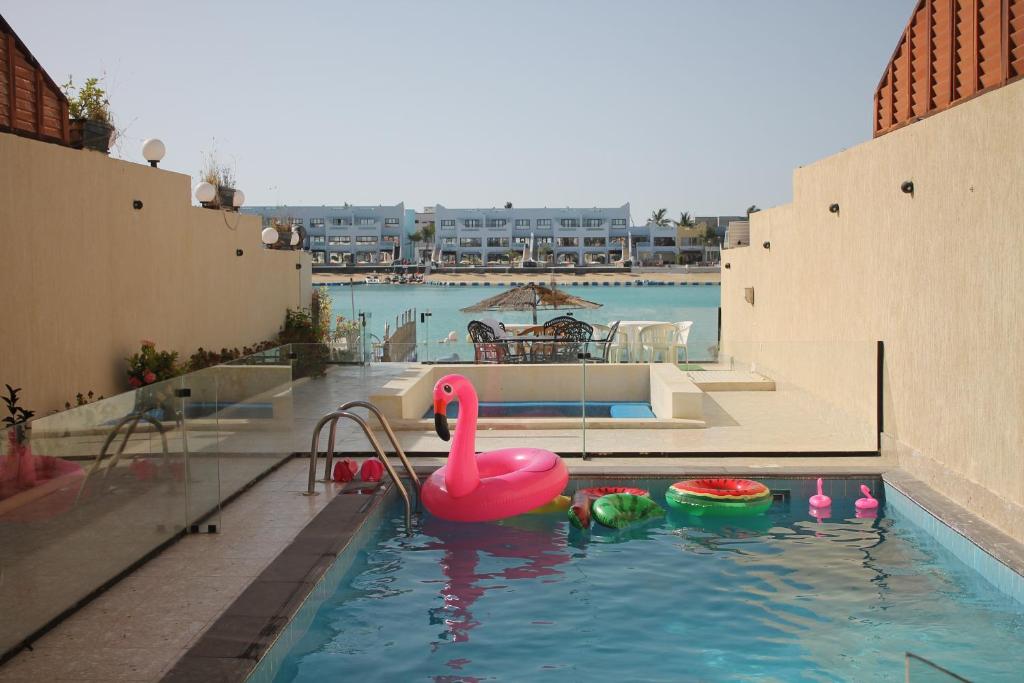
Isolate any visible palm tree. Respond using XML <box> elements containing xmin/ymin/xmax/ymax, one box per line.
<box><xmin>537</xmin><ymin>243</ymin><xmax>553</xmax><ymax>263</ymax></box>
<box><xmin>649</xmin><ymin>208</ymin><xmax>670</xmax><ymax>227</ymax></box>
<box><xmin>675</xmin><ymin>211</ymin><xmax>694</xmax><ymax>229</ymax></box>
<box><xmin>421</xmin><ymin>222</ymin><xmax>435</xmax><ymax>258</ymax></box>
<box><xmin>746</xmin><ymin>204</ymin><xmax>760</xmax><ymax>216</ymax></box>
<box><xmin>504</xmin><ymin>201</ymin><xmax>513</xmax><ymax>209</ymax></box>
<box><xmin>408</xmin><ymin>230</ymin><xmax>423</xmax><ymax>261</ymax></box>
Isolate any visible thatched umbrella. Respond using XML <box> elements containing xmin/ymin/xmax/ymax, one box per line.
<box><xmin>460</xmin><ymin>283</ymin><xmax>601</xmax><ymax>324</ymax></box>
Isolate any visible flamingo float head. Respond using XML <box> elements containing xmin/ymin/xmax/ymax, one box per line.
<box><xmin>433</xmin><ymin>374</ymin><xmax>476</xmax><ymax>442</ymax></box>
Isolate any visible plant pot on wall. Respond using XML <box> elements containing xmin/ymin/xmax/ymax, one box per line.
<box><xmin>69</xmin><ymin>119</ymin><xmax>115</xmax><ymax>154</ymax></box>
<box><xmin>216</xmin><ymin>186</ymin><xmax>237</xmax><ymax>211</ymax></box>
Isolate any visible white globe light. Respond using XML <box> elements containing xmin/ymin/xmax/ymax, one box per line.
<box><xmin>261</xmin><ymin>227</ymin><xmax>279</xmax><ymax>246</ymax></box>
<box><xmin>232</xmin><ymin>189</ymin><xmax>246</xmax><ymax>207</ymax></box>
<box><xmin>141</xmin><ymin>138</ymin><xmax>166</xmax><ymax>164</ymax></box>
<box><xmin>194</xmin><ymin>181</ymin><xmax>216</xmax><ymax>203</ymax></box>
<box><xmin>289</xmin><ymin>231</ymin><xmax>300</xmax><ymax>246</ymax></box>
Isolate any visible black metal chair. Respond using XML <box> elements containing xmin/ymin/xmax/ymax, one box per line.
<box><xmin>542</xmin><ymin>317</ymin><xmax>593</xmax><ymax>362</ymax></box>
<box><xmin>467</xmin><ymin>321</ymin><xmax>523</xmax><ymax>363</ymax></box>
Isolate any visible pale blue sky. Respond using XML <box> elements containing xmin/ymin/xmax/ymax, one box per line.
<box><xmin>4</xmin><ymin>1</ymin><xmax>914</xmax><ymax>219</ymax></box>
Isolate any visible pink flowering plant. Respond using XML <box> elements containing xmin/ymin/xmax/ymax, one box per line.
<box><xmin>126</xmin><ymin>340</ymin><xmax>178</xmax><ymax>389</ymax></box>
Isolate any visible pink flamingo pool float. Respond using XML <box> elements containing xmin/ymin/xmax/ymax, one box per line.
<box><xmin>422</xmin><ymin>374</ymin><xmax>568</xmax><ymax>522</ymax></box>
<box><xmin>809</xmin><ymin>478</ymin><xmax>832</xmax><ymax>508</ymax></box>
<box><xmin>855</xmin><ymin>484</ymin><xmax>879</xmax><ymax>510</ymax></box>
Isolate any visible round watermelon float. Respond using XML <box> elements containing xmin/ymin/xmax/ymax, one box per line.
<box><xmin>666</xmin><ymin>478</ymin><xmax>773</xmax><ymax>517</ymax></box>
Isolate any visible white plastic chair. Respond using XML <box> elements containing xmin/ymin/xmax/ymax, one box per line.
<box><xmin>674</xmin><ymin>321</ymin><xmax>693</xmax><ymax>364</ymax></box>
<box><xmin>639</xmin><ymin>323</ymin><xmax>680</xmax><ymax>363</ymax></box>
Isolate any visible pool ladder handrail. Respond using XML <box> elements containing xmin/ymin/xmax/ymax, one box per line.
<box><xmin>307</xmin><ymin>401</ymin><xmax>421</xmax><ymax>534</ymax></box>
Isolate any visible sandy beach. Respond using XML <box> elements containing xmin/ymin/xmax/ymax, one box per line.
<box><xmin>313</xmin><ymin>269</ymin><xmax>720</xmax><ymax>286</ymax></box>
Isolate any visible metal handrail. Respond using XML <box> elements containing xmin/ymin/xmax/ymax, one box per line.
<box><xmin>332</xmin><ymin>400</ymin><xmax>421</xmax><ymax>510</ymax></box>
<box><xmin>75</xmin><ymin>411</ymin><xmax>174</xmax><ymax>505</ymax></box>
<box><xmin>307</xmin><ymin>409</ymin><xmax>413</xmax><ymax>534</ymax></box>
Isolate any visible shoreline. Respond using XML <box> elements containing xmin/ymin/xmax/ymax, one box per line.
<box><xmin>313</xmin><ymin>270</ymin><xmax>721</xmax><ymax>285</ymax></box>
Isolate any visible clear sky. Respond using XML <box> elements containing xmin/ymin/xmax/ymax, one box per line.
<box><xmin>4</xmin><ymin>1</ymin><xmax>915</xmax><ymax>220</ymax></box>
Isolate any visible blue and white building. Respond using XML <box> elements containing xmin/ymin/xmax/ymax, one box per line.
<box><xmin>432</xmin><ymin>203</ymin><xmax>632</xmax><ymax>266</ymax></box>
<box><xmin>242</xmin><ymin>203</ymin><xmax>409</xmax><ymax>265</ymax></box>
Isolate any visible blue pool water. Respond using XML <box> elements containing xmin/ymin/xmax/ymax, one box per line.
<box><xmin>320</xmin><ymin>283</ymin><xmax>720</xmax><ymax>361</ymax></box>
<box><xmin>257</xmin><ymin>478</ymin><xmax>1024</xmax><ymax>682</ymax></box>
<box><xmin>425</xmin><ymin>401</ymin><xmax>656</xmax><ymax>419</ymax></box>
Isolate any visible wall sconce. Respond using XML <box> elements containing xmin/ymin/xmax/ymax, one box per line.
<box><xmin>828</xmin><ymin>203</ymin><xmax>840</xmax><ymax>214</ymax></box>
<box><xmin>901</xmin><ymin>180</ymin><xmax>914</xmax><ymax>195</ymax></box>
<box><xmin>724</xmin><ymin>263</ymin><xmax>731</xmax><ymax>269</ymax></box>
<box><xmin>295</xmin><ymin>263</ymin><xmax>302</xmax><ymax>270</ymax></box>
<box><xmin>261</xmin><ymin>228</ymin><xmax>279</xmax><ymax>246</ymax></box>
<box><xmin>141</xmin><ymin>138</ymin><xmax>165</xmax><ymax>168</ymax></box>
<box><xmin>194</xmin><ymin>182</ymin><xmax>216</xmax><ymax>205</ymax></box>
<box><xmin>236</xmin><ymin>249</ymin><xmax>244</xmax><ymax>257</ymax></box>
<box><xmin>132</xmin><ymin>200</ymin><xmax>143</xmax><ymax>210</ymax></box>
<box><xmin>290</xmin><ymin>230</ymin><xmax>300</xmax><ymax>248</ymax></box>
<box><xmin>232</xmin><ymin>189</ymin><xmax>246</xmax><ymax>209</ymax></box>
<box><xmin>762</xmin><ymin>241</ymin><xmax>771</xmax><ymax>249</ymax></box>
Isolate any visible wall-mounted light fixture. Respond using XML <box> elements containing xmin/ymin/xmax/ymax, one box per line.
<box><xmin>295</xmin><ymin>263</ymin><xmax>302</xmax><ymax>270</ymax></box>
<box><xmin>236</xmin><ymin>249</ymin><xmax>244</xmax><ymax>257</ymax></box>
<box><xmin>724</xmin><ymin>263</ymin><xmax>731</xmax><ymax>269</ymax></box>
<box><xmin>232</xmin><ymin>189</ymin><xmax>246</xmax><ymax>209</ymax></box>
<box><xmin>828</xmin><ymin>203</ymin><xmax>840</xmax><ymax>214</ymax></box>
<box><xmin>141</xmin><ymin>139</ymin><xmax>165</xmax><ymax>168</ymax></box>
<box><xmin>901</xmin><ymin>180</ymin><xmax>914</xmax><ymax>195</ymax></box>
<box><xmin>261</xmin><ymin>227</ymin><xmax>279</xmax><ymax>246</ymax></box>
<box><xmin>762</xmin><ymin>241</ymin><xmax>771</xmax><ymax>249</ymax></box>
<box><xmin>290</xmin><ymin>230</ymin><xmax>300</xmax><ymax>247</ymax></box>
<box><xmin>132</xmin><ymin>199</ymin><xmax>143</xmax><ymax>210</ymax></box>
<box><xmin>194</xmin><ymin>182</ymin><xmax>216</xmax><ymax>205</ymax></box>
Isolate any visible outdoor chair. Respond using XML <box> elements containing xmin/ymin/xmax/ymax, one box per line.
<box><xmin>467</xmin><ymin>321</ymin><xmax>523</xmax><ymax>364</ymax></box>
<box><xmin>674</xmin><ymin>321</ymin><xmax>693</xmax><ymax>364</ymax></box>
<box><xmin>638</xmin><ymin>323</ymin><xmax>682</xmax><ymax>363</ymax></box>
<box><xmin>545</xmin><ymin>319</ymin><xmax>593</xmax><ymax>363</ymax></box>
<box><xmin>591</xmin><ymin>320</ymin><xmax>621</xmax><ymax>363</ymax></box>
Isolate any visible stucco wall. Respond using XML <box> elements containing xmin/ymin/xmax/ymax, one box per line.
<box><xmin>721</xmin><ymin>79</ymin><xmax>1024</xmax><ymax>540</ymax></box>
<box><xmin>0</xmin><ymin>133</ymin><xmax>311</xmax><ymax>413</ymax></box>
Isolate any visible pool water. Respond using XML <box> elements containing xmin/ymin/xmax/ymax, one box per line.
<box><xmin>259</xmin><ymin>478</ymin><xmax>1024</xmax><ymax>682</ymax></box>
<box><xmin>425</xmin><ymin>401</ymin><xmax>656</xmax><ymax>419</ymax></box>
<box><xmin>321</xmin><ymin>283</ymin><xmax>721</xmax><ymax>361</ymax></box>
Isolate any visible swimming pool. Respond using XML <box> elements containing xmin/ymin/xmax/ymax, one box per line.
<box><xmin>425</xmin><ymin>401</ymin><xmax>656</xmax><ymax>419</ymax></box>
<box><xmin>250</xmin><ymin>478</ymin><xmax>1024</xmax><ymax>682</ymax></box>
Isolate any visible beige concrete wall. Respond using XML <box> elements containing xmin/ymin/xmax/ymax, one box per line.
<box><xmin>0</xmin><ymin>133</ymin><xmax>311</xmax><ymax>414</ymax></box>
<box><xmin>721</xmin><ymin>80</ymin><xmax>1024</xmax><ymax>540</ymax></box>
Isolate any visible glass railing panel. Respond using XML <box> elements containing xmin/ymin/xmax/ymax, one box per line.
<box><xmin>0</xmin><ymin>376</ymin><xmax>190</xmax><ymax>657</ymax></box>
<box><xmin>180</xmin><ymin>367</ymin><xmax>221</xmax><ymax>532</ymax></box>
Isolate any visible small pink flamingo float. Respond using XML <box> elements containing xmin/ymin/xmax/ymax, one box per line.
<box><xmin>809</xmin><ymin>478</ymin><xmax>831</xmax><ymax>508</ymax></box>
<box><xmin>855</xmin><ymin>484</ymin><xmax>879</xmax><ymax>518</ymax></box>
<box><xmin>422</xmin><ymin>374</ymin><xmax>569</xmax><ymax>522</ymax></box>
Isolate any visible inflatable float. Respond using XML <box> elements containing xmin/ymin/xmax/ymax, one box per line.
<box><xmin>569</xmin><ymin>486</ymin><xmax>650</xmax><ymax>529</ymax></box>
<box><xmin>666</xmin><ymin>478</ymin><xmax>772</xmax><ymax>517</ymax></box>
<box><xmin>591</xmin><ymin>493</ymin><xmax>664</xmax><ymax>529</ymax></box>
<box><xmin>422</xmin><ymin>374</ymin><xmax>568</xmax><ymax>522</ymax></box>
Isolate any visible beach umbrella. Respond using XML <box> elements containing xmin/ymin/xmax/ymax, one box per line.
<box><xmin>460</xmin><ymin>283</ymin><xmax>601</xmax><ymax>324</ymax></box>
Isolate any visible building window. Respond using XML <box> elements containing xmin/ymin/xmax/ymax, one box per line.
<box><xmin>611</xmin><ymin>219</ymin><xmax>627</xmax><ymax>226</ymax></box>
<box><xmin>382</xmin><ymin>236</ymin><xmax>399</xmax><ymax>244</ymax></box>
<box><xmin>440</xmin><ymin>219</ymin><xmax>456</xmax><ymax>228</ymax></box>
<box><xmin>464</xmin><ymin>219</ymin><xmax>482</xmax><ymax>228</ymax></box>
<box><xmin>487</xmin><ymin>237</ymin><xmax>509</xmax><ymax>247</ymax></box>
<box><xmin>536</xmin><ymin>219</ymin><xmax>552</xmax><ymax>227</ymax></box>
<box><xmin>584</xmin><ymin>237</ymin><xmax>606</xmax><ymax>247</ymax></box>
<box><xmin>557</xmin><ymin>237</ymin><xmax>579</xmax><ymax>247</ymax></box>
<box><xmin>356</xmin><ymin>218</ymin><xmax>376</xmax><ymax>226</ymax></box>
<box><xmin>384</xmin><ymin>218</ymin><xmax>399</xmax><ymax>225</ymax></box>
<box><xmin>330</xmin><ymin>217</ymin><xmax>348</xmax><ymax>226</ymax></box>
<box><xmin>513</xmin><ymin>236</ymin><xmax>530</xmax><ymax>244</ymax></box>
<box><xmin>583</xmin><ymin>218</ymin><xmax>603</xmax><ymax>227</ymax></box>
<box><xmin>355</xmin><ymin>236</ymin><xmax>378</xmax><ymax>244</ymax></box>
<box><xmin>460</xmin><ymin>238</ymin><xmax>482</xmax><ymax>247</ymax></box>
<box><xmin>442</xmin><ymin>237</ymin><xmax>457</xmax><ymax>245</ymax></box>
<box><xmin>312</xmin><ymin>251</ymin><xmax>325</xmax><ymax>264</ymax></box>
<box><xmin>654</xmin><ymin>237</ymin><xmax>676</xmax><ymax>247</ymax></box>
<box><xmin>311</xmin><ymin>236</ymin><xmax>326</xmax><ymax>245</ymax></box>
<box><xmin>329</xmin><ymin>252</ymin><xmax>343</xmax><ymax>264</ymax></box>
<box><xmin>535</xmin><ymin>236</ymin><xmax>553</xmax><ymax>244</ymax></box>
<box><xmin>514</xmin><ymin>219</ymin><xmax>530</xmax><ymax>228</ymax></box>
<box><xmin>560</xmin><ymin>219</ymin><xmax>579</xmax><ymax>228</ymax></box>
<box><xmin>486</xmin><ymin>219</ymin><xmax>507</xmax><ymax>228</ymax></box>
<box><xmin>310</xmin><ymin>218</ymin><xmax>325</xmax><ymax>227</ymax></box>
<box><xmin>290</xmin><ymin>218</ymin><xmax>304</xmax><ymax>227</ymax></box>
<box><xmin>328</xmin><ymin>235</ymin><xmax>344</xmax><ymax>244</ymax></box>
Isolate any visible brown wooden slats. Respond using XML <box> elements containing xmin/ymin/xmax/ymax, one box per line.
<box><xmin>875</xmin><ymin>0</ymin><xmax>1024</xmax><ymax>136</ymax></box>
<box><xmin>0</xmin><ymin>15</ymin><xmax>71</xmax><ymax>144</ymax></box>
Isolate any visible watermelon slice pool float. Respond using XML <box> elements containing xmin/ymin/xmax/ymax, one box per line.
<box><xmin>666</xmin><ymin>478</ymin><xmax>773</xmax><ymax>517</ymax></box>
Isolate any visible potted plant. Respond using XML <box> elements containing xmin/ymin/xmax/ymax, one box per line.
<box><xmin>200</xmin><ymin>150</ymin><xmax>238</xmax><ymax>210</ymax></box>
<box><xmin>62</xmin><ymin>76</ymin><xmax>115</xmax><ymax>154</ymax></box>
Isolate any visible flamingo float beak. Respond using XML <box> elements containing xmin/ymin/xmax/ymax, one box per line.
<box><xmin>433</xmin><ymin>398</ymin><xmax>450</xmax><ymax>441</ymax></box>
